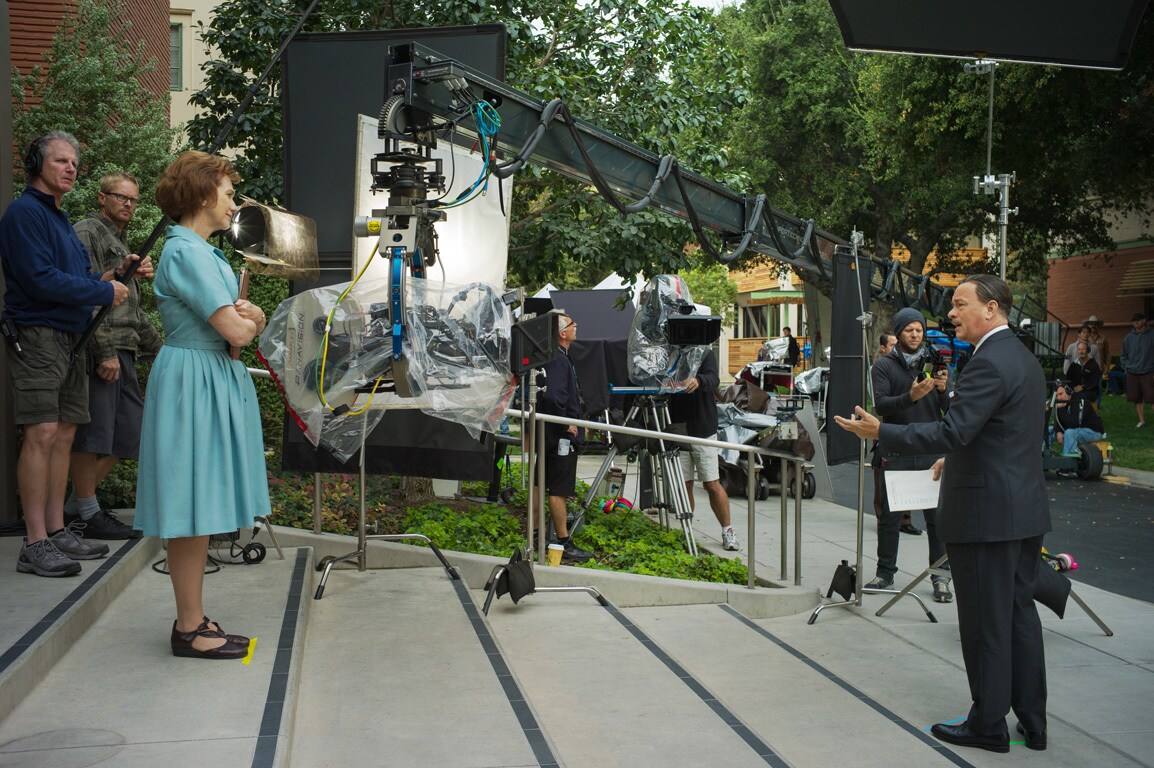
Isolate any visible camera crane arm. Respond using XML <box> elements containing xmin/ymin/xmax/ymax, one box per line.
<box><xmin>386</xmin><ymin>42</ymin><xmax>1064</xmax><ymax>358</ymax></box>
<box><xmin>387</xmin><ymin>43</ymin><xmax>949</xmax><ymax>313</ymax></box>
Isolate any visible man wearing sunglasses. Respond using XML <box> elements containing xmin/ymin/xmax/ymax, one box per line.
<box><xmin>65</xmin><ymin>172</ymin><xmax>161</xmax><ymax>539</ymax></box>
<box><xmin>532</xmin><ymin>314</ymin><xmax>593</xmax><ymax>562</ymax></box>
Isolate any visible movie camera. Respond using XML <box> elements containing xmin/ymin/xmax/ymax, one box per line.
<box><xmin>923</xmin><ymin>343</ymin><xmax>953</xmax><ymax>376</ymax></box>
<box><xmin>627</xmin><ymin>275</ymin><xmax>721</xmax><ymax>391</ymax></box>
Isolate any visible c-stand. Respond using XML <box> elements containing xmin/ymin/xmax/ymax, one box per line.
<box><xmin>809</xmin><ymin>232</ymin><xmax>937</xmax><ymax>624</ymax></box>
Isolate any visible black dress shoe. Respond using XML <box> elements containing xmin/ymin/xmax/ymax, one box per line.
<box><xmin>900</xmin><ymin>523</ymin><xmax>923</xmax><ymax>535</ymax></box>
<box><xmin>931</xmin><ymin>722</ymin><xmax>1010</xmax><ymax>753</ymax></box>
<box><xmin>1016</xmin><ymin>721</ymin><xmax>1047</xmax><ymax>751</ymax></box>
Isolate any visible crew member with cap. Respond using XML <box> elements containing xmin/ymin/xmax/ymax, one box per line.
<box><xmin>871</xmin><ymin>331</ymin><xmax>918</xmax><ymax>535</ymax></box>
<box><xmin>1121</xmin><ymin>312</ymin><xmax>1154</xmax><ymax>428</ymax></box>
<box><xmin>1084</xmin><ymin>315</ymin><xmax>1108</xmax><ymax>371</ymax></box>
<box><xmin>531</xmin><ymin>314</ymin><xmax>593</xmax><ymax>562</ymax></box>
<box><xmin>865</xmin><ymin>307</ymin><xmax>952</xmax><ymax>602</ymax></box>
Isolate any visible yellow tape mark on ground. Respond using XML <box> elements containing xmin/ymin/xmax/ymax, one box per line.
<box><xmin>242</xmin><ymin>637</ymin><xmax>258</xmax><ymax>665</ymax></box>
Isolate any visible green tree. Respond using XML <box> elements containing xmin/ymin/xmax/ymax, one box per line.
<box><xmin>187</xmin><ymin>0</ymin><xmax>749</xmax><ymax>290</ymax></box>
<box><xmin>9</xmin><ymin>0</ymin><xmax>181</xmax><ymax>507</ymax></box>
<box><xmin>11</xmin><ymin>0</ymin><xmax>178</xmax><ymax>243</ymax></box>
<box><xmin>681</xmin><ymin>254</ymin><xmax>738</xmax><ymax>327</ymax></box>
<box><xmin>730</xmin><ymin>0</ymin><xmax>1154</xmax><ymax>280</ymax></box>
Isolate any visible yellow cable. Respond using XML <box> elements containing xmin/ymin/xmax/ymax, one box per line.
<box><xmin>317</xmin><ymin>243</ymin><xmax>380</xmax><ymax>411</ymax></box>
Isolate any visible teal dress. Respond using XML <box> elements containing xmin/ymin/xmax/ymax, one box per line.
<box><xmin>134</xmin><ymin>225</ymin><xmax>270</xmax><ymax>538</ymax></box>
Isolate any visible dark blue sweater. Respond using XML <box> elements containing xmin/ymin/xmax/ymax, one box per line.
<box><xmin>1</xmin><ymin>187</ymin><xmax>113</xmax><ymax>333</ymax></box>
<box><xmin>538</xmin><ymin>345</ymin><xmax>584</xmax><ymax>446</ymax></box>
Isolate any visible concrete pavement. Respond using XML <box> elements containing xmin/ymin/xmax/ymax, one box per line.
<box><xmin>0</xmin><ymin>453</ymin><xmax>1150</xmax><ymax>767</ymax></box>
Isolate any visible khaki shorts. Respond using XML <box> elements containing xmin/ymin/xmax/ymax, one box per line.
<box><xmin>6</xmin><ymin>326</ymin><xmax>90</xmax><ymax>425</ymax></box>
<box><xmin>678</xmin><ymin>442</ymin><xmax>720</xmax><ymax>484</ymax></box>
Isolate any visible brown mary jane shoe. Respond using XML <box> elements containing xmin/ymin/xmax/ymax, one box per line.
<box><xmin>171</xmin><ymin>619</ymin><xmax>250</xmax><ymax>660</ymax></box>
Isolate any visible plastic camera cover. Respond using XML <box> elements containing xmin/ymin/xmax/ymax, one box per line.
<box><xmin>259</xmin><ymin>275</ymin><xmax>514</xmax><ymax>462</ymax></box>
<box><xmin>626</xmin><ymin>274</ymin><xmax>707</xmax><ymax>391</ymax></box>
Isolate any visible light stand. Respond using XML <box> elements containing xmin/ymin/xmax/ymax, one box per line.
<box><xmin>809</xmin><ymin>231</ymin><xmax>873</xmax><ymax>623</ymax></box>
<box><xmin>965</xmin><ymin>59</ymin><xmax>1018</xmax><ymax>281</ymax></box>
<box><xmin>808</xmin><ymin>233</ymin><xmax>940</xmax><ymax>624</ymax></box>
<box><xmin>312</xmin><ymin>411</ymin><xmax>461</xmax><ymax>600</ymax></box>
<box><xmin>973</xmin><ymin>173</ymin><xmax>1018</xmax><ymax>282</ymax></box>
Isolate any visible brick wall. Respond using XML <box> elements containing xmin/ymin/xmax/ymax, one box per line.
<box><xmin>128</xmin><ymin>0</ymin><xmax>170</xmax><ymax>104</ymax></box>
<box><xmin>10</xmin><ymin>0</ymin><xmax>169</xmax><ymax>105</ymax></box>
<box><xmin>8</xmin><ymin>0</ymin><xmax>69</xmax><ymax>83</ymax></box>
<box><xmin>1047</xmin><ymin>245</ymin><xmax>1154</xmax><ymax>360</ymax></box>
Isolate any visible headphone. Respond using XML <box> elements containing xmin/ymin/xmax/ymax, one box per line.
<box><xmin>23</xmin><ymin>136</ymin><xmax>47</xmax><ymax>178</ymax></box>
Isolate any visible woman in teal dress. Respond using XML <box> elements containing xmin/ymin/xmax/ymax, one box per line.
<box><xmin>135</xmin><ymin>151</ymin><xmax>268</xmax><ymax>659</ymax></box>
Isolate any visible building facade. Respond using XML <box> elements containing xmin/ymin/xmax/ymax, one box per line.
<box><xmin>10</xmin><ymin>0</ymin><xmax>169</xmax><ymax>106</ymax></box>
<box><xmin>169</xmin><ymin>0</ymin><xmax>215</xmax><ymax>140</ymax></box>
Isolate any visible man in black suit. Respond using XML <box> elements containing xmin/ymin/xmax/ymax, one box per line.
<box><xmin>836</xmin><ymin>274</ymin><xmax>1051</xmax><ymax>754</ymax></box>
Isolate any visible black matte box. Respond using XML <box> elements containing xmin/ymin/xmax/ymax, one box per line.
<box><xmin>666</xmin><ymin>314</ymin><xmax>722</xmax><ymax>346</ymax></box>
<box><xmin>511</xmin><ymin>313</ymin><xmax>558</xmax><ymax>374</ymax></box>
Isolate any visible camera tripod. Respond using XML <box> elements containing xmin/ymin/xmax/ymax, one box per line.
<box><xmin>581</xmin><ymin>388</ymin><xmax>698</xmax><ymax>556</ymax></box>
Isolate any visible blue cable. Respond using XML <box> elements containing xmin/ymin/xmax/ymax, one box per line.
<box><xmin>438</xmin><ymin>101</ymin><xmax>501</xmax><ymax>210</ymax></box>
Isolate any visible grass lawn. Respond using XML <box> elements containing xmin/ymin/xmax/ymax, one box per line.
<box><xmin>1098</xmin><ymin>393</ymin><xmax>1154</xmax><ymax>472</ymax></box>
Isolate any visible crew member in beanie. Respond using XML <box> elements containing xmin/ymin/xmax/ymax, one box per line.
<box><xmin>865</xmin><ymin>307</ymin><xmax>954</xmax><ymax>603</ymax></box>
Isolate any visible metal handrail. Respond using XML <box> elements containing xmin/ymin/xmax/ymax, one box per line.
<box><xmin>250</xmin><ymin>357</ymin><xmax>808</xmax><ymax>587</ymax></box>
<box><xmin>507</xmin><ymin>408</ymin><xmax>807</xmax><ymax>589</ymax></box>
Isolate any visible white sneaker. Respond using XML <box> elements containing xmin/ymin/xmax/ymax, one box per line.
<box><xmin>721</xmin><ymin>527</ymin><xmax>740</xmax><ymax>551</ymax></box>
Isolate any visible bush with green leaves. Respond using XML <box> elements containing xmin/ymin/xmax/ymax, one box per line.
<box><xmin>575</xmin><ymin>504</ymin><xmax>748</xmax><ymax>584</ymax></box>
<box><xmin>265</xmin><ymin>457</ymin><xmax>746</xmax><ymax>585</ymax></box>
<box><xmin>403</xmin><ymin>503</ymin><xmax>525</xmax><ymax>558</ymax></box>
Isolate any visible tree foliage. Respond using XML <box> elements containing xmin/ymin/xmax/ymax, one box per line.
<box><xmin>11</xmin><ymin>0</ymin><xmax>179</xmax><ymax>247</ymax></box>
<box><xmin>730</xmin><ymin>0</ymin><xmax>1154</xmax><ymax>280</ymax></box>
<box><xmin>187</xmin><ymin>0</ymin><xmax>749</xmax><ymax>292</ymax></box>
<box><xmin>681</xmin><ymin>252</ymin><xmax>738</xmax><ymax>326</ymax></box>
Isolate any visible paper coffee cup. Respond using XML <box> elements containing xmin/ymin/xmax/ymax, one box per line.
<box><xmin>547</xmin><ymin>543</ymin><xmax>564</xmax><ymax>566</ymax></box>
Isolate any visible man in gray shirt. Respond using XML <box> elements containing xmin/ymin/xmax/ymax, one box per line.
<box><xmin>1121</xmin><ymin>312</ymin><xmax>1154</xmax><ymax>428</ymax></box>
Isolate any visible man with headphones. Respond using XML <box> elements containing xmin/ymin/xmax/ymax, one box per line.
<box><xmin>0</xmin><ymin>131</ymin><xmax>150</xmax><ymax>577</ymax></box>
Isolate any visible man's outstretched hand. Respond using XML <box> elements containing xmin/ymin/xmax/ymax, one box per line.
<box><xmin>833</xmin><ymin>406</ymin><xmax>881</xmax><ymax>441</ymax></box>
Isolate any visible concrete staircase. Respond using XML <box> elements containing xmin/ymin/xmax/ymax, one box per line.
<box><xmin>2</xmin><ymin>514</ymin><xmax>1152</xmax><ymax>768</ymax></box>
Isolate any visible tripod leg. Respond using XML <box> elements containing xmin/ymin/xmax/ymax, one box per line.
<box><xmin>663</xmin><ymin>449</ymin><xmax>698</xmax><ymax>556</ymax></box>
<box><xmin>650</xmin><ymin>401</ymin><xmax>698</xmax><ymax>557</ymax></box>
<box><xmin>874</xmin><ymin>553</ymin><xmax>948</xmax><ymax>621</ymax></box>
<box><xmin>582</xmin><ymin>444</ymin><xmax>620</xmax><ymax>509</ymax></box>
<box><xmin>646</xmin><ymin>448</ymin><xmax>670</xmax><ymax>529</ymax></box>
<box><xmin>1067</xmin><ymin>588</ymin><xmax>1114</xmax><ymax>636</ymax></box>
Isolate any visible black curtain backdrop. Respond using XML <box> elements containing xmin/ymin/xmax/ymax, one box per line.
<box><xmin>826</xmin><ymin>249</ymin><xmax>875</xmax><ymax>466</ymax></box>
<box><xmin>549</xmin><ymin>289</ymin><xmax>636</xmax><ymax>415</ymax></box>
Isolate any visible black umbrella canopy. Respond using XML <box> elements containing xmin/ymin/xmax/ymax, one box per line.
<box><xmin>828</xmin><ymin>0</ymin><xmax>1149</xmax><ymax>70</ymax></box>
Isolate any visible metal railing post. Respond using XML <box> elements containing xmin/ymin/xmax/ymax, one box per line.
<box><xmin>510</xmin><ymin>408</ymin><xmax>805</xmax><ymax>589</ymax></box>
<box><xmin>747</xmin><ymin>442</ymin><xmax>757</xmax><ymax>585</ymax></box>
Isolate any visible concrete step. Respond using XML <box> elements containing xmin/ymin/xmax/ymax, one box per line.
<box><xmin>485</xmin><ymin>592</ymin><xmax>775</xmax><ymax>768</ymax></box>
<box><xmin>0</xmin><ymin>543</ymin><xmax>310</xmax><ymax>767</ymax></box>
<box><xmin>0</xmin><ymin>535</ymin><xmax>160</xmax><ymax>724</ymax></box>
<box><xmin>289</xmin><ymin>566</ymin><xmax>547</xmax><ymax>768</ymax></box>
<box><xmin>2</xmin><ymin>520</ymin><xmax>1152</xmax><ymax>768</ymax></box>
